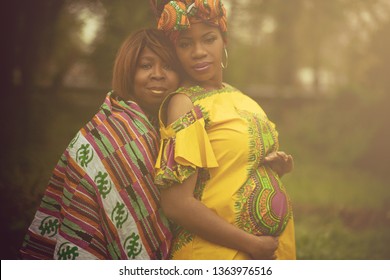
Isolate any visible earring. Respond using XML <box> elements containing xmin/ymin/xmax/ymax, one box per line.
<box><xmin>221</xmin><ymin>47</ymin><xmax>228</xmax><ymax>69</ymax></box>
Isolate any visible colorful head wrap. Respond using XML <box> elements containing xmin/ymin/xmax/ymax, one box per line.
<box><xmin>151</xmin><ymin>0</ymin><xmax>227</xmax><ymax>43</ymax></box>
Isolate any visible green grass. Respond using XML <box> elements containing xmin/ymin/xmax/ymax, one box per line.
<box><xmin>295</xmin><ymin>211</ymin><xmax>390</xmax><ymax>259</ymax></box>
<box><xmin>272</xmin><ymin>96</ymin><xmax>390</xmax><ymax>260</ymax></box>
<box><xmin>282</xmin><ymin>159</ymin><xmax>390</xmax><ymax>259</ymax></box>
<box><xmin>284</xmin><ymin>162</ymin><xmax>389</xmax><ymax>209</ymax></box>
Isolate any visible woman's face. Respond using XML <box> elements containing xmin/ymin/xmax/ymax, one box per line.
<box><xmin>133</xmin><ymin>47</ymin><xmax>180</xmax><ymax>114</ymax></box>
<box><xmin>175</xmin><ymin>22</ymin><xmax>224</xmax><ymax>89</ymax></box>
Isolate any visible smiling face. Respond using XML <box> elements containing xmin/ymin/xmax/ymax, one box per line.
<box><xmin>175</xmin><ymin>22</ymin><xmax>225</xmax><ymax>90</ymax></box>
<box><xmin>133</xmin><ymin>46</ymin><xmax>180</xmax><ymax>115</ymax></box>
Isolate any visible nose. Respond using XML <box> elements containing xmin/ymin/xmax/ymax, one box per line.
<box><xmin>151</xmin><ymin>65</ymin><xmax>165</xmax><ymax>80</ymax></box>
<box><xmin>192</xmin><ymin>42</ymin><xmax>207</xmax><ymax>60</ymax></box>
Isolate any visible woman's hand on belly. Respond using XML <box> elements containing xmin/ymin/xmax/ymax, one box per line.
<box><xmin>264</xmin><ymin>151</ymin><xmax>294</xmax><ymax>177</ymax></box>
<box><xmin>246</xmin><ymin>235</ymin><xmax>279</xmax><ymax>260</ymax></box>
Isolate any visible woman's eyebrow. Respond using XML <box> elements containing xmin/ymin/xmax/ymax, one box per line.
<box><xmin>202</xmin><ymin>31</ymin><xmax>216</xmax><ymax>37</ymax></box>
<box><xmin>179</xmin><ymin>31</ymin><xmax>216</xmax><ymax>40</ymax></box>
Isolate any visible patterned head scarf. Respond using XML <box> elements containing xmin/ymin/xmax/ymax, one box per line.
<box><xmin>151</xmin><ymin>0</ymin><xmax>227</xmax><ymax>43</ymax></box>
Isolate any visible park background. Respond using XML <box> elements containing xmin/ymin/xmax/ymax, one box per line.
<box><xmin>0</xmin><ymin>0</ymin><xmax>389</xmax><ymax>259</ymax></box>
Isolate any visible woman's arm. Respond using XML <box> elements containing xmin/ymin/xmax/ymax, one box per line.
<box><xmin>160</xmin><ymin>170</ymin><xmax>278</xmax><ymax>259</ymax></box>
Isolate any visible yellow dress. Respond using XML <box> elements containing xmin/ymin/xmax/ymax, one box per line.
<box><xmin>155</xmin><ymin>84</ymin><xmax>296</xmax><ymax>260</ymax></box>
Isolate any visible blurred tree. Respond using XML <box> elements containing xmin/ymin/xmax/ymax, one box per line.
<box><xmin>356</xmin><ymin>16</ymin><xmax>390</xmax><ymax>178</ymax></box>
<box><xmin>272</xmin><ymin>0</ymin><xmax>302</xmax><ymax>89</ymax></box>
<box><xmin>88</xmin><ymin>0</ymin><xmax>154</xmax><ymax>89</ymax></box>
<box><xmin>224</xmin><ymin>0</ymin><xmax>277</xmax><ymax>89</ymax></box>
<box><xmin>0</xmin><ymin>0</ymin><xmax>66</xmax><ymax>94</ymax></box>
<box><xmin>295</xmin><ymin>0</ymin><xmax>390</xmax><ymax>94</ymax></box>
<box><xmin>295</xmin><ymin>0</ymin><xmax>346</xmax><ymax>94</ymax></box>
<box><xmin>0</xmin><ymin>0</ymin><xmax>66</xmax><ymax>162</ymax></box>
<box><xmin>224</xmin><ymin>0</ymin><xmax>303</xmax><ymax>93</ymax></box>
<box><xmin>354</xmin><ymin>1</ymin><xmax>390</xmax><ymax>93</ymax></box>
<box><xmin>0</xmin><ymin>0</ymin><xmax>92</xmax><ymax>164</ymax></box>
<box><xmin>224</xmin><ymin>0</ymin><xmax>390</xmax><ymax>97</ymax></box>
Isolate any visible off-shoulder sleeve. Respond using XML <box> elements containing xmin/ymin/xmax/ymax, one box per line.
<box><xmin>155</xmin><ymin>106</ymin><xmax>218</xmax><ymax>187</ymax></box>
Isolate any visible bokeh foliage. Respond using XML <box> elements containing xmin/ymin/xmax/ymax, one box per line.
<box><xmin>1</xmin><ymin>0</ymin><xmax>389</xmax><ymax>259</ymax></box>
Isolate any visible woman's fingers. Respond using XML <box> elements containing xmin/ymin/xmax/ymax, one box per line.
<box><xmin>264</xmin><ymin>152</ymin><xmax>279</xmax><ymax>162</ymax></box>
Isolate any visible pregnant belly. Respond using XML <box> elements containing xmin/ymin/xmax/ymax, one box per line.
<box><xmin>235</xmin><ymin>166</ymin><xmax>292</xmax><ymax>236</ymax></box>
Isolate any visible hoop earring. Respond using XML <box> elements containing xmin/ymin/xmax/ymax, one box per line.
<box><xmin>221</xmin><ymin>47</ymin><xmax>228</xmax><ymax>69</ymax></box>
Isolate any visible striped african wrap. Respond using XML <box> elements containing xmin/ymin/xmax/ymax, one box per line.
<box><xmin>19</xmin><ymin>92</ymin><xmax>172</xmax><ymax>260</ymax></box>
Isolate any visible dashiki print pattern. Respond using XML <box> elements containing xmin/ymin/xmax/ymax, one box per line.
<box><xmin>20</xmin><ymin>92</ymin><xmax>171</xmax><ymax>260</ymax></box>
<box><xmin>155</xmin><ymin>84</ymin><xmax>296</xmax><ymax>260</ymax></box>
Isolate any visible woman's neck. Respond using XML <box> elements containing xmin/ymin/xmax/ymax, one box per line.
<box><xmin>183</xmin><ymin>78</ymin><xmax>224</xmax><ymax>91</ymax></box>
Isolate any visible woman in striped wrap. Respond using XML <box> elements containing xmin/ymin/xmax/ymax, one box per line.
<box><xmin>19</xmin><ymin>29</ymin><xmax>181</xmax><ymax>259</ymax></box>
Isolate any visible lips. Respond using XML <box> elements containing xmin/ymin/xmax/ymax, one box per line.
<box><xmin>192</xmin><ymin>62</ymin><xmax>211</xmax><ymax>72</ymax></box>
<box><xmin>147</xmin><ymin>87</ymin><xmax>167</xmax><ymax>95</ymax></box>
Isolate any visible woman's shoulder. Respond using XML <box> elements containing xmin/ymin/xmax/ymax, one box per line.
<box><xmin>158</xmin><ymin>89</ymin><xmax>195</xmax><ymax>127</ymax></box>
<box><xmin>167</xmin><ymin>93</ymin><xmax>194</xmax><ymax>124</ymax></box>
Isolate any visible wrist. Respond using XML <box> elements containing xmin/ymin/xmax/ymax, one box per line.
<box><xmin>240</xmin><ymin>232</ymin><xmax>259</xmax><ymax>256</ymax></box>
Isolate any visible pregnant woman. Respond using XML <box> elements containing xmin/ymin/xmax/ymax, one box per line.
<box><xmin>152</xmin><ymin>0</ymin><xmax>296</xmax><ymax>259</ymax></box>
